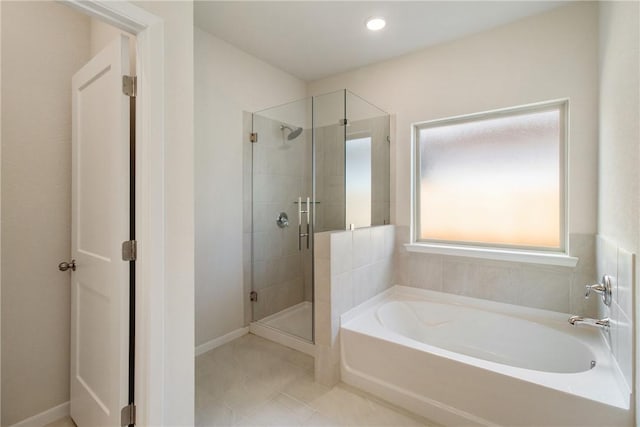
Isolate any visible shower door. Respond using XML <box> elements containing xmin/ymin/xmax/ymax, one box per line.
<box><xmin>251</xmin><ymin>98</ymin><xmax>314</xmax><ymax>342</ymax></box>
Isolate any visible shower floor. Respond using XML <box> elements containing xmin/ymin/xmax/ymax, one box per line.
<box><xmin>260</xmin><ymin>301</ymin><xmax>313</xmax><ymax>341</ymax></box>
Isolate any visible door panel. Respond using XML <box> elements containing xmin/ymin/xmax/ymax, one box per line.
<box><xmin>70</xmin><ymin>35</ymin><xmax>130</xmax><ymax>427</ymax></box>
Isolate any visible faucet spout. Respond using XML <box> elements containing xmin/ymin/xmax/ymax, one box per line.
<box><xmin>568</xmin><ymin>315</ymin><xmax>610</xmax><ymax>329</ymax></box>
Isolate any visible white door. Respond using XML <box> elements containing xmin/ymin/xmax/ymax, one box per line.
<box><xmin>70</xmin><ymin>35</ymin><xmax>131</xmax><ymax>427</ymax></box>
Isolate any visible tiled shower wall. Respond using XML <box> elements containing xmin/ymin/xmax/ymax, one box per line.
<box><xmin>393</xmin><ymin>226</ymin><xmax>599</xmax><ymax>318</ymax></box>
<box><xmin>315</xmin><ymin>124</ymin><xmax>344</xmax><ymax>232</ymax></box>
<box><xmin>243</xmin><ymin>113</ymin><xmax>313</xmax><ymax>323</ymax></box>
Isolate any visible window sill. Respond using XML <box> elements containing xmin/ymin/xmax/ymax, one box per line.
<box><xmin>404</xmin><ymin>243</ymin><xmax>578</xmax><ymax>267</ymax></box>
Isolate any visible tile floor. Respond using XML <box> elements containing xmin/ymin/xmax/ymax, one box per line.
<box><xmin>45</xmin><ymin>417</ymin><xmax>75</xmax><ymax>427</ymax></box>
<box><xmin>196</xmin><ymin>333</ymin><xmax>435</xmax><ymax>426</ymax></box>
<box><xmin>47</xmin><ymin>334</ymin><xmax>435</xmax><ymax>427</ymax></box>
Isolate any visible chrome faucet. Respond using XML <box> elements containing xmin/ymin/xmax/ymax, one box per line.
<box><xmin>568</xmin><ymin>315</ymin><xmax>610</xmax><ymax>329</ymax></box>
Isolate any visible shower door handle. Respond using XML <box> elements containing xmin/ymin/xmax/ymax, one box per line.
<box><xmin>298</xmin><ymin>196</ymin><xmax>311</xmax><ymax>251</ymax></box>
<box><xmin>299</xmin><ymin>224</ymin><xmax>303</xmax><ymax>251</ymax></box>
<box><xmin>298</xmin><ymin>196</ymin><xmax>303</xmax><ymax>250</ymax></box>
<box><xmin>305</xmin><ymin>197</ymin><xmax>310</xmax><ymax>249</ymax></box>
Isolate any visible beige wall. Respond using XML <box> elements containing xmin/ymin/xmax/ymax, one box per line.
<box><xmin>597</xmin><ymin>0</ymin><xmax>640</xmax><ymax>417</ymax></box>
<box><xmin>598</xmin><ymin>2</ymin><xmax>640</xmax><ymax>251</ymax></box>
<box><xmin>0</xmin><ymin>2</ymin><xmax>91</xmax><ymax>425</ymax></box>
<box><xmin>0</xmin><ymin>3</ymin><xmax>156</xmax><ymax>424</ymax></box>
<box><xmin>194</xmin><ymin>28</ymin><xmax>305</xmax><ymax>347</ymax></box>
<box><xmin>89</xmin><ymin>18</ymin><xmax>136</xmax><ymax>73</ymax></box>
<box><xmin>0</xmin><ymin>1</ymin><xmax>195</xmax><ymax>423</ymax></box>
<box><xmin>308</xmin><ymin>3</ymin><xmax>600</xmax><ymax>315</ymax></box>
<box><xmin>308</xmin><ymin>2</ymin><xmax>599</xmax><ymax>235</ymax></box>
<box><xmin>195</xmin><ymin>3</ymin><xmax>604</xmax><ymax>346</ymax></box>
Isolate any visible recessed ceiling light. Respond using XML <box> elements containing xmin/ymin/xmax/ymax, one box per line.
<box><xmin>366</xmin><ymin>17</ymin><xmax>386</xmax><ymax>31</ymax></box>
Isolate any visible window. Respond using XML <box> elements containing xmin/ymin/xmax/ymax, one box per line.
<box><xmin>414</xmin><ymin>101</ymin><xmax>567</xmax><ymax>253</ymax></box>
<box><xmin>345</xmin><ymin>135</ymin><xmax>372</xmax><ymax>228</ymax></box>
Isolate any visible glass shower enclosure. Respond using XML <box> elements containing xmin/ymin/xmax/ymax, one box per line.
<box><xmin>250</xmin><ymin>96</ymin><xmax>314</xmax><ymax>341</ymax></box>
<box><xmin>249</xmin><ymin>90</ymin><xmax>390</xmax><ymax>344</ymax></box>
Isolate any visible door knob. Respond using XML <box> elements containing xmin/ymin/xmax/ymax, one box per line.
<box><xmin>58</xmin><ymin>259</ymin><xmax>76</xmax><ymax>272</ymax></box>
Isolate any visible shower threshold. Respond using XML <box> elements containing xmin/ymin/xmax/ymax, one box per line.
<box><xmin>249</xmin><ymin>301</ymin><xmax>314</xmax><ymax>356</ymax></box>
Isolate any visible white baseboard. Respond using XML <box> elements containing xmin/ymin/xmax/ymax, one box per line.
<box><xmin>195</xmin><ymin>327</ymin><xmax>249</xmax><ymax>356</ymax></box>
<box><xmin>9</xmin><ymin>401</ymin><xmax>70</xmax><ymax>427</ymax></box>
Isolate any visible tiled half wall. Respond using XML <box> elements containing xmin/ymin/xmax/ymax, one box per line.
<box><xmin>314</xmin><ymin>225</ymin><xmax>395</xmax><ymax>386</ymax></box>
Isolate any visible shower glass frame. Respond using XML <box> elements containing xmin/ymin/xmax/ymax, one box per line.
<box><xmin>249</xmin><ymin>90</ymin><xmax>390</xmax><ymax>344</ymax></box>
<box><xmin>250</xmin><ymin>96</ymin><xmax>317</xmax><ymax>344</ymax></box>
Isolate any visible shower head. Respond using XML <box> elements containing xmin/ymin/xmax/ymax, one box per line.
<box><xmin>280</xmin><ymin>125</ymin><xmax>303</xmax><ymax>141</ymax></box>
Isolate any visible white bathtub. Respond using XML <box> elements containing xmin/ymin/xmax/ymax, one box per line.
<box><xmin>340</xmin><ymin>286</ymin><xmax>632</xmax><ymax>426</ymax></box>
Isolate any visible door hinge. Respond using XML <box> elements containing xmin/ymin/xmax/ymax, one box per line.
<box><xmin>121</xmin><ymin>403</ymin><xmax>136</xmax><ymax>426</ymax></box>
<box><xmin>338</xmin><ymin>118</ymin><xmax>348</xmax><ymax>126</ymax></box>
<box><xmin>250</xmin><ymin>132</ymin><xmax>258</xmax><ymax>143</ymax></box>
<box><xmin>122</xmin><ymin>240</ymin><xmax>137</xmax><ymax>261</ymax></box>
<box><xmin>250</xmin><ymin>291</ymin><xmax>258</xmax><ymax>302</ymax></box>
<box><xmin>122</xmin><ymin>75</ymin><xmax>137</xmax><ymax>97</ymax></box>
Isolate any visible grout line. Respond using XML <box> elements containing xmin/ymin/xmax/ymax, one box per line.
<box><xmin>279</xmin><ymin>391</ymin><xmax>318</xmax><ymax>412</ymax></box>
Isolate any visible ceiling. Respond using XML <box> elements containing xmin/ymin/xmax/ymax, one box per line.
<box><xmin>195</xmin><ymin>1</ymin><xmax>566</xmax><ymax>82</ymax></box>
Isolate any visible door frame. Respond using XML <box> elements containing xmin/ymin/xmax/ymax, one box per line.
<box><xmin>58</xmin><ymin>2</ymin><xmax>165</xmax><ymax>425</ymax></box>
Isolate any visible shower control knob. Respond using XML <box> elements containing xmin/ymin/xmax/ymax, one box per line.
<box><xmin>58</xmin><ymin>259</ymin><xmax>76</xmax><ymax>272</ymax></box>
<box><xmin>276</xmin><ymin>212</ymin><xmax>289</xmax><ymax>228</ymax></box>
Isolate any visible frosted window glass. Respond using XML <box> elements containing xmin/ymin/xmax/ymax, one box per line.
<box><xmin>346</xmin><ymin>137</ymin><xmax>372</xmax><ymax>228</ymax></box>
<box><xmin>418</xmin><ymin>107</ymin><xmax>562</xmax><ymax>249</ymax></box>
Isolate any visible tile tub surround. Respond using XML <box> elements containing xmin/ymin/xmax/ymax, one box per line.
<box><xmin>314</xmin><ymin>225</ymin><xmax>395</xmax><ymax>386</ymax></box>
<box><xmin>597</xmin><ymin>235</ymin><xmax>635</xmax><ymax>393</ymax></box>
<box><xmin>393</xmin><ymin>226</ymin><xmax>599</xmax><ymax>317</ymax></box>
<box><xmin>195</xmin><ymin>333</ymin><xmax>434</xmax><ymax>426</ymax></box>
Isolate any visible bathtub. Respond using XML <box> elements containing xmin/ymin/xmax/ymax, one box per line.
<box><xmin>340</xmin><ymin>286</ymin><xmax>632</xmax><ymax>426</ymax></box>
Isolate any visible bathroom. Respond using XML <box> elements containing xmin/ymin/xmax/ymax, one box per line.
<box><xmin>194</xmin><ymin>1</ymin><xmax>638</xmax><ymax>426</ymax></box>
<box><xmin>0</xmin><ymin>0</ymin><xmax>637</xmax><ymax>426</ymax></box>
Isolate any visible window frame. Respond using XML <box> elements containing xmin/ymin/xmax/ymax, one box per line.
<box><xmin>411</xmin><ymin>99</ymin><xmax>569</xmax><ymax>257</ymax></box>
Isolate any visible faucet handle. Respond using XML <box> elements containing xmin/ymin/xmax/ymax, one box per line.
<box><xmin>585</xmin><ymin>283</ymin><xmax>604</xmax><ymax>298</ymax></box>
<box><xmin>585</xmin><ymin>275</ymin><xmax>613</xmax><ymax>306</ymax></box>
